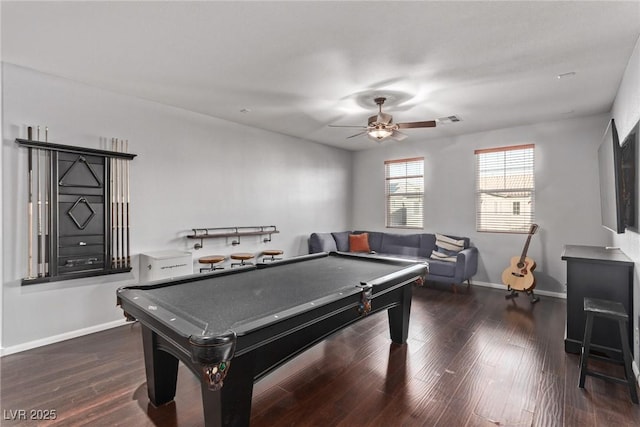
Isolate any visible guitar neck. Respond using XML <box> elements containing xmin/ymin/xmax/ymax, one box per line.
<box><xmin>519</xmin><ymin>234</ymin><xmax>533</xmax><ymax>263</ymax></box>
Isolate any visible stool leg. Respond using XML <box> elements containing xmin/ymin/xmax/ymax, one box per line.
<box><xmin>579</xmin><ymin>312</ymin><xmax>594</xmax><ymax>388</ymax></box>
<box><xmin>618</xmin><ymin>319</ymin><xmax>639</xmax><ymax>404</ymax></box>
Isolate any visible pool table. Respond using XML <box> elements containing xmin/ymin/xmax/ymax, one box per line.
<box><xmin>117</xmin><ymin>251</ymin><xmax>428</xmax><ymax>427</ymax></box>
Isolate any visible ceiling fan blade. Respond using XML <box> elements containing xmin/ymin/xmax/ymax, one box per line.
<box><xmin>391</xmin><ymin>130</ymin><xmax>408</xmax><ymax>141</ymax></box>
<box><xmin>396</xmin><ymin>120</ymin><xmax>437</xmax><ymax>129</ymax></box>
<box><xmin>347</xmin><ymin>131</ymin><xmax>368</xmax><ymax>139</ymax></box>
<box><xmin>329</xmin><ymin>124</ymin><xmax>368</xmax><ymax>128</ymax></box>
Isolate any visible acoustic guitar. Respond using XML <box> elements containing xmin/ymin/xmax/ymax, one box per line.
<box><xmin>501</xmin><ymin>224</ymin><xmax>538</xmax><ymax>292</ymax></box>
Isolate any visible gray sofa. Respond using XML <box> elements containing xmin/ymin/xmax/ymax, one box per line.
<box><xmin>309</xmin><ymin>230</ymin><xmax>478</xmax><ymax>291</ymax></box>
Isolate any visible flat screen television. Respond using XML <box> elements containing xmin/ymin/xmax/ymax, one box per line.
<box><xmin>598</xmin><ymin>118</ymin><xmax>636</xmax><ymax>233</ymax></box>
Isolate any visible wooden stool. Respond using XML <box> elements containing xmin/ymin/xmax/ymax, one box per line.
<box><xmin>262</xmin><ymin>249</ymin><xmax>283</xmax><ymax>262</ymax></box>
<box><xmin>579</xmin><ymin>297</ymin><xmax>638</xmax><ymax>404</ymax></box>
<box><xmin>198</xmin><ymin>255</ymin><xmax>226</xmax><ymax>273</ymax></box>
<box><xmin>230</xmin><ymin>253</ymin><xmax>254</xmax><ymax>268</ymax></box>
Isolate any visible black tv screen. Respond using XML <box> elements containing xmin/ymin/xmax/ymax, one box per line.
<box><xmin>620</xmin><ymin>122</ymin><xmax>637</xmax><ymax>229</ymax></box>
<box><xmin>598</xmin><ymin>118</ymin><xmax>637</xmax><ymax>233</ymax></box>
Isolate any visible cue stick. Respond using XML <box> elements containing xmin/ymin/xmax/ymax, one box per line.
<box><xmin>119</xmin><ymin>138</ymin><xmax>125</xmax><ymax>269</ymax></box>
<box><xmin>111</xmin><ymin>138</ymin><xmax>116</xmax><ymax>268</ymax></box>
<box><xmin>125</xmin><ymin>140</ymin><xmax>130</xmax><ymax>268</ymax></box>
<box><xmin>27</xmin><ymin>126</ymin><xmax>34</xmax><ymax>279</ymax></box>
<box><xmin>115</xmin><ymin>139</ymin><xmax>121</xmax><ymax>268</ymax></box>
<box><xmin>36</xmin><ymin>126</ymin><xmax>43</xmax><ymax>277</ymax></box>
<box><xmin>43</xmin><ymin>127</ymin><xmax>49</xmax><ymax>275</ymax></box>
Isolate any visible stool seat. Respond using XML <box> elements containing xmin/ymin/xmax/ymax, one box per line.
<box><xmin>199</xmin><ymin>255</ymin><xmax>226</xmax><ymax>264</ymax></box>
<box><xmin>579</xmin><ymin>297</ymin><xmax>638</xmax><ymax>404</ymax></box>
<box><xmin>198</xmin><ymin>255</ymin><xmax>226</xmax><ymax>273</ymax></box>
<box><xmin>262</xmin><ymin>249</ymin><xmax>283</xmax><ymax>262</ymax></box>
<box><xmin>230</xmin><ymin>253</ymin><xmax>254</xmax><ymax>267</ymax></box>
<box><xmin>583</xmin><ymin>297</ymin><xmax>628</xmax><ymax>320</ymax></box>
<box><xmin>262</xmin><ymin>249</ymin><xmax>283</xmax><ymax>256</ymax></box>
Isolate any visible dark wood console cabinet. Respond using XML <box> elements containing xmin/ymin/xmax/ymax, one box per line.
<box><xmin>562</xmin><ymin>245</ymin><xmax>634</xmax><ymax>356</ymax></box>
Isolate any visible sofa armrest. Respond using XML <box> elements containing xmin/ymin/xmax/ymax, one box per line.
<box><xmin>309</xmin><ymin>233</ymin><xmax>338</xmax><ymax>253</ymax></box>
<box><xmin>454</xmin><ymin>247</ymin><xmax>479</xmax><ymax>282</ymax></box>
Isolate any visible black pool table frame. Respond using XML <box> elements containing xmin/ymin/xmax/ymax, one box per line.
<box><xmin>117</xmin><ymin>252</ymin><xmax>428</xmax><ymax>427</ymax></box>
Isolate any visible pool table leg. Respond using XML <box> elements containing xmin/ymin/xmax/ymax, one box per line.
<box><xmin>387</xmin><ymin>285</ymin><xmax>412</xmax><ymax>344</ymax></box>
<box><xmin>141</xmin><ymin>325</ymin><xmax>179</xmax><ymax>406</ymax></box>
<box><xmin>201</xmin><ymin>353</ymin><xmax>255</xmax><ymax>427</ymax></box>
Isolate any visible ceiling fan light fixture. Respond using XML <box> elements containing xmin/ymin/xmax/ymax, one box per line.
<box><xmin>368</xmin><ymin>127</ymin><xmax>393</xmax><ymax>140</ymax></box>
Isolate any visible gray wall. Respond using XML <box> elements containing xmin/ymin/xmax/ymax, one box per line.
<box><xmin>352</xmin><ymin>114</ymin><xmax>611</xmax><ymax>293</ymax></box>
<box><xmin>612</xmin><ymin>35</ymin><xmax>640</xmax><ymax>371</ymax></box>
<box><xmin>1</xmin><ymin>64</ymin><xmax>353</xmax><ymax>352</ymax></box>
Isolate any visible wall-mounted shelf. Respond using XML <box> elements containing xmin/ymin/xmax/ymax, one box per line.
<box><xmin>187</xmin><ymin>226</ymin><xmax>279</xmax><ymax>250</ymax></box>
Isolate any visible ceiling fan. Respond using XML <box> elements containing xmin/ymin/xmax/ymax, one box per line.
<box><xmin>329</xmin><ymin>97</ymin><xmax>436</xmax><ymax>142</ymax></box>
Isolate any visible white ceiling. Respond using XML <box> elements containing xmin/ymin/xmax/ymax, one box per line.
<box><xmin>2</xmin><ymin>1</ymin><xmax>640</xmax><ymax>151</ymax></box>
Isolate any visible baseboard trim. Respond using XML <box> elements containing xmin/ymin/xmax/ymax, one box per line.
<box><xmin>0</xmin><ymin>318</ymin><xmax>129</xmax><ymax>357</ymax></box>
<box><xmin>471</xmin><ymin>280</ymin><xmax>567</xmax><ymax>299</ymax></box>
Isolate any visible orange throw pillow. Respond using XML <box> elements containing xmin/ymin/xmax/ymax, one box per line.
<box><xmin>349</xmin><ymin>233</ymin><xmax>370</xmax><ymax>253</ymax></box>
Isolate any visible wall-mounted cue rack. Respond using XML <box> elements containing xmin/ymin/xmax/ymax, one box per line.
<box><xmin>16</xmin><ymin>136</ymin><xmax>136</xmax><ymax>285</ymax></box>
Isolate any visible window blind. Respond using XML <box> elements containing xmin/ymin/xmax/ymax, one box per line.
<box><xmin>475</xmin><ymin>145</ymin><xmax>534</xmax><ymax>233</ymax></box>
<box><xmin>385</xmin><ymin>157</ymin><xmax>424</xmax><ymax>229</ymax></box>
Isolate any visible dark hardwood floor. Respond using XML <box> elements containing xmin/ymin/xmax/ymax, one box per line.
<box><xmin>2</xmin><ymin>284</ymin><xmax>639</xmax><ymax>426</ymax></box>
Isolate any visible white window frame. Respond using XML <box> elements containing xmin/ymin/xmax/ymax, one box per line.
<box><xmin>475</xmin><ymin>144</ymin><xmax>535</xmax><ymax>233</ymax></box>
<box><xmin>385</xmin><ymin>157</ymin><xmax>424</xmax><ymax>229</ymax></box>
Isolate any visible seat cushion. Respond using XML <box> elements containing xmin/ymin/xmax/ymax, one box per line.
<box><xmin>428</xmin><ymin>259</ymin><xmax>457</xmax><ymax>278</ymax></box>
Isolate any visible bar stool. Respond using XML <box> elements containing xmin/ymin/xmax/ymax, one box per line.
<box><xmin>578</xmin><ymin>297</ymin><xmax>638</xmax><ymax>404</ymax></box>
<box><xmin>262</xmin><ymin>249</ymin><xmax>283</xmax><ymax>262</ymax></box>
<box><xmin>230</xmin><ymin>253</ymin><xmax>254</xmax><ymax>267</ymax></box>
<box><xmin>198</xmin><ymin>255</ymin><xmax>226</xmax><ymax>273</ymax></box>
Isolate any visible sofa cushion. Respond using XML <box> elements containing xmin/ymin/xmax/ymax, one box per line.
<box><xmin>349</xmin><ymin>233</ymin><xmax>371</xmax><ymax>252</ymax></box>
<box><xmin>355</xmin><ymin>230</ymin><xmax>383</xmax><ymax>252</ymax></box>
<box><xmin>428</xmin><ymin>259</ymin><xmax>457</xmax><ymax>278</ymax></box>
<box><xmin>419</xmin><ymin>234</ymin><xmax>437</xmax><ymax>257</ymax></box>
<box><xmin>380</xmin><ymin>233</ymin><xmax>420</xmax><ymax>252</ymax></box>
<box><xmin>331</xmin><ymin>231</ymin><xmax>351</xmax><ymax>252</ymax></box>
<box><xmin>431</xmin><ymin>233</ymin><xmax>465</xmax><ymax>262</ymax></box>
<box><xmin>309</xmin><ymin>232</ymin><xmax>337</xmax><ymax>253</ymax></box>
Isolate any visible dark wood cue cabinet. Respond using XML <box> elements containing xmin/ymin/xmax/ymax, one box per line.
<box><xmin>16</xmin><ymin>138</ymin><xmax>136</xmax><ymax>285</ymax></box>
<box><xmin>562</xmin><ymin>244</ymin><xmax>634</xmax><ymax>356</ymax></box>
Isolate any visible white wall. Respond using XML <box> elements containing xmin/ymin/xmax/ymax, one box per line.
<box><xmin>611</xmin><ymin>35</ymin><xmax>640</xmax><ymax>371</ymax></box>
<box><xmin>1</xmin><ymin>64</ymin><xmax>352</xmax><ymax>353</ymax></box>
<box><xmin>352</xmin><ymin>114</ymin><xmax>611</xmax><ymax>293</ymax></box>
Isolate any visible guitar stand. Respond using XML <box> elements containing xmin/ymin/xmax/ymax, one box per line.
<box><xmin>505</xmin><ymin>286</ymin><xmax>540</xmax><ymax>304</ymax></box>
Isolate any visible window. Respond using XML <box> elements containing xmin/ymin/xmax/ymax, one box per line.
<box><xmin>385</xmin><ymin>157</ymin><xmax>424</xmax><ymax>229</ymax></box>
<box><xmin>475</xmin><ymin>144</ymin><xmax>534</xmax><ymax>233</ymax></box>
<box><xmin>513</xmin><ymin>201</ymin><xmax>521</xmax><ymax>216</ymax></box>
